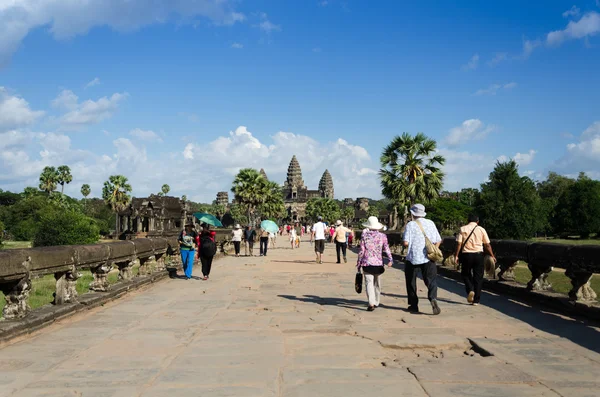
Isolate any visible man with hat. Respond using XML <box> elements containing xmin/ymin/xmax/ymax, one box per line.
<box><xmin>178</xmin><ymin>221</ymin><xmax>199</xmax><ymax>280</ymax></box>
<box><xmin>311</xmin><ymin>216</ymin><xmax>327</xmax><ymax>264</ymax></box>
<box><xmin>402</xmin><ymin>204</ymin><xmax>442</xmax><ymax>315</ymax></box>
<box><xmin>231</xmin><ymin>224</ymin><xmax>243</xmax><ymax>257</ymax></box>
<box><xmin>331</xmin><ymin>220</ymin><xmax>351</xmax><ymax>264</ymax></box>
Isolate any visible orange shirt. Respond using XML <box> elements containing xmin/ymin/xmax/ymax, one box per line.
<box><xmin>456</xmin><ymin>222</ymin><xmax>490</xmax><ymax>253</ymax></box>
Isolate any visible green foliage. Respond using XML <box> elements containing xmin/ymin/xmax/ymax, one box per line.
<box><xmin>0</xmin><ymin>219</ymin><xmax>4</xmax><ymax>245</ymax></box>
<box><xmin>458</xmin><ymin>188</ymin><xmax>479</xmax><ymax>207</ymax></box>
<box><xmin>476</xmin><ymin>160</ymin><xmax>544</xmax><ymax>239</ymax></box>
<box><xmin>57</xmin><ymin>165</ymin><xmax>73</xmax><ymax>194</ymax></box>
<box><xmin>0</xmin><ymin>189</ymin><xmax>21</xmax><ymax>206</ymax></box>
<box><xmin>182</xmin><ymin>195</ymin><xmax>187</xmax><ymax>202</ymax></box>
<box><xmin>39</xmin><ymin>166</ymin><xmax>59</xmax><ymax>194</ymax></box>
<box><xmin>379</xmin><ymin>132</ymin><xmax>445</xmax><ymax>208</ymax></box>
<box><xmin>33</xmin><ymin>209</ymin><xmax>99</xmax><ymax>247</ymax></box>
<box><xmin>537</xmin><ymin>172</ymin><xmax>576</xmax><ymax>236</ymax></box>
<box><xmin>229</xmin><ymin>204</ymin><xmax>249</xmax><ymax>225</ymax></box>
<box><xmin>428</xmin><ymin>198</ymin><xmax>472</xmax><ymax>233</ymax></box>
<box><xmin>81</xmin><ymin>184</ymin><xmax>91</xmax><ymax>198</ymax></box>
<box><xmin>257</xmin><ymin>181</ymin><xmax>285</xmax><ymax>221</ymax></box>
<box><xmin>341</xmin><ymin>207</ymin><xmax>355</xmax><ymax>224</ymax></box>
<box><xmin>306</xmin><ymin>198</ymin><xmax>341</xmax><ymax>224</ymax></box>
<box><xmin>552</xmin><ymin>174</ymin><xmax>600</xmax><ymax>238</ymax></box>
<box><xmin>81</xmin><ymin>198</ymin><xmax>115</xmax><ymax>236</ymax></box>
<box><xmin>161</xmin><ymin>184</ymin><xmax>170</xmax><ymax>195</ymax></box>
<box><xmin>231</xmin><ymin>168</ymin><xmax>284</xmax><ymax>224</ymax></box>
<box><xmin>102</xmin><ymin>175</ymin><xmax>132</xmax><ymax>213</ymax></box>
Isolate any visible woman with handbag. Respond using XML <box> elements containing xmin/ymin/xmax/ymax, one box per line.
<box><xmin>357</xmin><ymin>216</ymin><xmax>394</xmax><ymax>311</ymax></box>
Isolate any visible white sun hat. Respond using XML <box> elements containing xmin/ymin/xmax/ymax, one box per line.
<box><xmin>335</xmin><ymin>220</ymin><xmax>343</xmax><ymax>226</ymax></box>
<box><xmin>410</xmin><ymin>204</ymin><xmax>427</xmax><ymax>217</ymax></box>
<box><xmin>362</xmin><ymin>216</ymin><xmax>384</xmax><ymax>230</ymax></box>
<box><xmin>234</xmin><ymin>224</ymin><xmax>241</xmax><ymax>229</ymax></box>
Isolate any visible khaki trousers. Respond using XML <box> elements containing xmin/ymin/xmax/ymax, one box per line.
<box><xmin>364</xmin><ymin>273</ymin><xmax>381</xmax><ymax>307</ymax></box>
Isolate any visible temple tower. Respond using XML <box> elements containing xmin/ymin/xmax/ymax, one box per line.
<box><xmin>216</xmin><ymin>191</ymin><xmax>229</xmax><ymax>207</ymax></box>
<box><xmin>259</xmin><ymin>168</ymin><xmax>268</xmax><ymax>180</ymax></box>
<box><xmin>318</xmin><ymin>169</ymin><xmax>334</xmax><ymax>199</ymax></box>
<box><xmin>284</xmin><ymin>155</ymin><xmax>305</xmax><ymax>190</ymax></box>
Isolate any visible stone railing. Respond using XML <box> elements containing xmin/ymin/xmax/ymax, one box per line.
<box><xmin>355</xmin><ymin>231</ymin><xmax>600</xmax><ymax>303</ymax></box>
<box><xmin>0</xmin><ymin>230</ymin><xmax>233</xmax><ymax>321</ymax></box>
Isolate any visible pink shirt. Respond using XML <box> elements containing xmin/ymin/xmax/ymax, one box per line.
<box><xmin>357</xmin><ymin>229</ymin><xmax>393</xmax><ymax>269</ymax></box>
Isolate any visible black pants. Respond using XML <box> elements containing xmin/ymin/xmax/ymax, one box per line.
<box><xmin>460</xmin><ymin>252</ymin><xmax>484</xmax><ymax>303</ymax></box>
<box><xmin>260</xmin><ymin>237</ymin><xmax>269</xmax><ymax>256</ymax></box>
<box><xmin>200</xmin><ymin>255</ymin><xmax>214</xmax><ymax>277</ymax></box>
<box><xmin>335</xmin><ymin>241</ymin><xmax>347</xmax><ymax>263</ymax></box>
<box><xmin>404</xmin><ymin>261</ymin><xmax>438</xmax><ymax>307</ymax></box>
<box><xmin>233</xmin><ymin>241</ymin><xmax>241</xmax><ymax>255</ymax></box>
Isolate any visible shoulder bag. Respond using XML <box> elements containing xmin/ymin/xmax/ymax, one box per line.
<box><xmin>415</xmin><ymin>220</ymin><xmax>443</xmax><ymax>263</ymax></box>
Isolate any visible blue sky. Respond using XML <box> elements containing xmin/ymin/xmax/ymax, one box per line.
<box><xmin>1</xmin><ymin>0</ymin><xmax>599</xmax><ymax>202</ymax></box>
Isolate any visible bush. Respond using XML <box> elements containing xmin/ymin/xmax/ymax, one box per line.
<box><xmin>33</xmin><ymin>209</ymin><xmax>100</xmax><ymax>247</ymax></box>
<box><xmin>12</xmin><ymin>218</ymin><xmax>39</xmax><ymax>241</ymax></box>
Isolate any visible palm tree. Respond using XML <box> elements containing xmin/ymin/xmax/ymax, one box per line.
<box><xmin>231</xmin><ymin>168</ymin><xmax>268</xmax><ymax>226</ymax></box>
<box><xmin>161</xmin><ymin>184</ymin><xmax>170</xmax><ymax>195</ymax></box>
<box><xmin>39</xmin><ymin>166</ymin><xmax>59</xmax><ymax>195</ymax></box>
<box><xmin>81</xmin><ymin>184</ymin><xmax>91</xmax><ymax>199</ymax></box>
<box><xmin>57</xmin><ymin>165</ymin><xmax>73</xmax><ymax>194</ymax></box>
<box><xmin>182</xmin><ymin>195</ymin><xmax>187</xmax><ymax>202</ymax></box>
<box><xmin>257</xmin><ymin>181</ymin><xmax>286</xmax><ymax>221</ymax></box>
<box><xmin>102</xmin><ymin>175</ymin><xmax>133</xmax><ymax>232</ymax></box>
<box><xmin>379</xmin><ymin>132</ymin><xmax>445</xmax><ymax>229</ymax></box>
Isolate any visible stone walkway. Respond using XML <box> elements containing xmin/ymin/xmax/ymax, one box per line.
<box><xmin>1</xmin><ymin>238</ymin><xmax>600</xmax><ymax>396</ymax></box>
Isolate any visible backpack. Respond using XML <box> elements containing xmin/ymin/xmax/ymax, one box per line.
<box><xmin>200</xmin><ymin>235</ymin><xmax>217</xmax><ymax>257</ymax></box>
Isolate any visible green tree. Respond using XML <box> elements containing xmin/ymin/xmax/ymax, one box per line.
<box><xmin>182</xmin><ymin>195</ymin><xmax>187</xmax><ymax>202</ymax></box>
<box><xmin>537</xmin><ymin>172</ymin><xmax>576</xmax><ymax>236</ymax></box>
<box><xmin>428</xmin><ymin>197</ymin><xmax>472</xmax><ymax>235</ymax></box>
<box><xmin>81</xmin><ymin>184</ymin><xmax>91</xmax><ymax>199</ymax></box>
<box><xmin>33</xmin><ymin>209</ymin><xmax>99</xmax><ymax>247</ymax></box>
<box><xmin>476</xmin><ymin>160</ymin><xmax>544</xmax><ymax>239</ymax></box>
<box><xmin>57</xmin><ymin>165</ymin><xmax>73</xmax><ymax>194</ymax></box>
<box><xmin>257</xmin><ymin>181</ymin><xmax>286</xmax><ymax>221</ymax></box>
<box><xmin>458</xmin><ymin>188</ymin><xmax>479</xmax><ymax>206</ymax></box>
<box><xmin>552</xmin><ymin>174</ymin><xmax>600</xmax><ymax>238</ymax></box>
<box><xmin>102</xmin><ymin>175</ymin><xmax>132</xmax><ymax>232</ymax></box>
<box><xmin>229</xmin><ymin>204</ymin><xmax>249</xmax><ymax>225</ymax></box>
<box><xmin>161</xmin><ymin>184</ymin><xmax>170</xmax><ymax>195</ymax></box>
<box><xmin>306</xmin><ymin>198</ymin><xmax>341</xmax><ymax>224</ymax></box>
<box><xmin>22</xmin><ymin>187</ymin><xmax>40</xmax><ymax>198</ymax></box>
<box><xmin>39</xmin><ymin>166</ymin><xmax>59</xmax><ymax>195</ymax></box>
<box><xmin>231</xmin><ymin>168</ymin><xmax>266</xmax><ymax>226</ymax></box>
<box><xmin>0</xmin><ymin>219</ymin><xmax>4</xmax><ymax>246</ymax></box>
<box><xmin>367</xmin><ymin>207</ymin><xmax>380</xmax><ymax>218</ymax></box>
<box><xmin>380</xmin><ymin>132</ymin><xmax>445</xmax><ymax>229</ymax></box>
<box><xmin>342</xmin><ymin>207</ymin><xmax>355</xmax><ymax>225</ymax></box>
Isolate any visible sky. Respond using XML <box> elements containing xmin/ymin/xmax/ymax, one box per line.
<box><xmin>1</xmin><ymin>0</ymin><xmax>599</xmax><ymax>203</ymax></box>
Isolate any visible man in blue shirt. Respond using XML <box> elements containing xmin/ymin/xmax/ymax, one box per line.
<box><xmin>403</xmin><ymin>204</ymin><xmax>442</xmax><ymax>315</ymax></box>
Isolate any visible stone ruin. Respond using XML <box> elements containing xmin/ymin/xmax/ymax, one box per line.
<box><xmin>216</xmin><ymin>191</ymin><xmax>229</xmax><ymax>207</ymax></box>
<box><xmin>117</xmin><ymin>195</ymin><xmax>191</xmax><ymax>238</ymax></box>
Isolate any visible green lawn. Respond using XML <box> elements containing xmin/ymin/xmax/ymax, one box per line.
<box><xmin>513</xmin><ymin>264</ymin><xmax>600</xmax><ymax>301</ymax></box>
<box><xmin>1</xmin><ymin>241</ymin><xmax>33</xmax><ymax>250</ymax></box>
<box><xmin>532</xmin><ymin>236</ymin><xmax>600</xmax><ymax>245</ymax></box>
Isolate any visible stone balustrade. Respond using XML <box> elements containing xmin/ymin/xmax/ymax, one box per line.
<box><xmin>355</xmin><ymin>231</ymin><xmax>600</xmax><ymax>303</ymax></box>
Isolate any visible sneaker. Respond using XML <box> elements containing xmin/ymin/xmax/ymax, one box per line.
<box><xmin>467</xmin><ymin>291</ymin><xmax>475</xmax><ymax>304</ymax></box>
<box><xmin>408</xmin><ymin>305</ymin><xmax>419</xmax><ymax>313</ymax></box>
<box><xmin>473</xmin><ymin>302</ymin><xmax>479</xmax><ymax>306</ymax></box>
<box><xmin>336</xmin><ymin>261</ymin><xmax>341</xmax><ymax>264</ymax></box>
<box><xmin>343</xmin><ymin>257</ymin><xmax>347</xmax><ymax>263</ymax></box>
<box><xmin>367</xmin><ymin>305</ymin><xmax>375</xmax><ymax>311</ymax></box>
<box><xmin>431</xmin><ymin>300</ymin><xmax>441</xmax><ymax>315</ymax></box>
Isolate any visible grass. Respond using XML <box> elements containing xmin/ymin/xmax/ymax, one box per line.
<box><xmin>0</xmin><ymin>264</ymin><xmax>139</xmax><ymax>319</ymax></box>
<box><xmin>1</xmin><ymin>241</ymin><xmax>33</xmax><ymax>250</ymax></box>
<box><xmin>513</xmin><ymin>264</ymin><xmax>600</xmax><ymax>301</ymax></box>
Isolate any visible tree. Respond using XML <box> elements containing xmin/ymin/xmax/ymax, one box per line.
<box><xmin>0</xmin><ymin>189</ymin><xmax>21</xmax><ymax>206</ymax></box>
<box><xmin>428</xmin><ymin>197</ymin><xmax>472</xmax><ymax>235</ymax></box>
<box><xmin>57</xmin><ymin>165</ymin><xmax>73</xmax><ymax>194</ymax></box>
<box><xmin>306</xmin><ymin>198</ymin><xmax>341</xmax><ymax>224</ymax></box>
<box><xmin>229</xmin><ymin>204</ymin><xmax>249</xmax><ymax>225</ymax></box>
<box><xmin>380</xmin><ymin>132</ymin><xmax>445</xmax><ymax>229</ymax></box>
<box><xmin>552</xmin><ymin>174</ymin><xmax>600</xmax><ymax>238</ymax></box>
<box><xmin>257</xmin><ymin>181</ymin><xmax>286</xmax><ymax>221</ymax></box>
<box><xmin>0</xmin><ymin>219</ymin><xmax>4</xmax><ymax>246</ymax></box>
<box><xmin>231</xmin><ymin>168</ymin><xmax>266</xmax><ymax>226</ymax></box>
<box><xmin>476</xmin><ymin>160</ymin><xmax>544</xmax><ymax>240</ymax></box>
<box><xmin>81</xmin><ymin>184</ymin><xmax>91</xmax><ymax>199</ymax></box>
<box><xmin>537</xmin><ymin>172</ymin><xmax>575</xmax><ymax>236</ymax></box>
<box><xmin>182</xmin><ymin>195</ymin><xmax>187</xmax><ymax>202</ymax></box>
<box><xmin>102</xmin><ymin>175</ymin><xmax>132</xmax><ymax>233</ymax></box>
<box><xmin>458</xmin><ymin>188</ymin><xmax>479</xmax><ymax>206</ymax></box>
<box><xmin>39</xmin><ymin>166</ymin><xmax>59</xmax><ymax>195</ymax></box>
<box><xmin>33</xmin><ymin>209</ymin><xmax>99</xmax><ymax>247</ymax></box>
<box><xmin>342</xmin><ymin>207</ymin><xmax>355</xmax><ymax>225</ymax></box>
<box><xmin>161</xmin><ymin>184</ymin><xmax>170</xmax><ymax>195</ymax></box>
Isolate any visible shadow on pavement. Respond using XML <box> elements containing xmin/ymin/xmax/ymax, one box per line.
<box><xmin>278</xmin><ymin>294</ymin><xmax>406</xmax><ymax>311</ymax></box>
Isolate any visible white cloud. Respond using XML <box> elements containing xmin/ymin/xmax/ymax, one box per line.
<box><xmin>547</xmin><ymin>11</ymin><xmax>600</xmax><ymax>46</ymax></box>
<box><xmin>513</xmin><ymin>149</ymin><xmax>537</xmax><ymax>166</ymax></box>
<box><xmin>129</xmin><ymin>128</ymin><xmax>162</xmax><ymax>142</ymax></box>
<box><xmin>487</xmin><ymin>52</ymin><xmax>508</xmax><ymax>67</ymax></box>
<box><xmin>318</xmin><ymin>1</ymin><xmax>330</xmax><ymax>6</ymax></box>
<box><xmin>522</xmin><ymin>38</ymin><xmax>541</xmax><ymax>58</ymax></box>
<box><xmin>461</xmin><ymin>54</ymin><xmax>479</xmax><ymax>71</ymax></box>
<box><xmin>231</xmin><ymin>42</ymin><xmax>243</xmax><ymax>49</ymax></box>
<box><xmin>437</xmin><ymin>148</ymin><xmax>498</xmax><ymax>192</ymax></box>
<box><xmin>53</xmin><ymin>90</ymin><xmax>128</xmax><ymax>130</ymax></box>
<box><xmin>0</xmin><ymin>0</ymin><xmax>245</xmax><ymax>65</ymax></box>
<box><xmin>259</xmin><ymin>20</ymin><xmax>281</xmax><ymax>33</ymax></box>
<box><xmin>445</xmin><ymin>119</ymin><xmax>496</xmax><ymax>146</ymax></box>
<box><xmin>563</xmin><ymin>6</ymin><xmax>581</xmax><ymax>18</ymax></box>
<box><xmin>552</xmin><ymin>121</ymin><xmax>600</xmax><ymax>178</ymax></box>
<box><xmin>84</xmin><ymin>77</ymin><xmax>101</xmax><ymax>89</ymax></box>
<box><xmin>0</xmin><ymin>87</ymin><xmax>45</xmax><ymax>132</ymax></box>
<box><xmin>473</xmin><ymin>82</ymin><xmax>517</xmax><ymax>96</ymax></box>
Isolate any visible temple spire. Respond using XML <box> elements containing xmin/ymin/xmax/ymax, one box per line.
<box><xmin>319</xmin><ymin>169</ymin><xmax>334</xmax><ymax>198</ymax></box>
<box><xmin>259</xmin><ymin>168</ymin><xmax>268</xmax><ymax>180</ymax></box>
<box><xmin>284</xmin><ymin>155</ymin><xmax>305</xmax><ymax>189</ymax></box>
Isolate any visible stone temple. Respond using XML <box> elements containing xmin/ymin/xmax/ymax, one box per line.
<box><xmin>279</xmin><ymin>155</ymin><xmax>334</xmax><ymax>222</ymax></box>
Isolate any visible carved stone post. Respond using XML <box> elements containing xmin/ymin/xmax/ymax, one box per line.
<box><xmin>54</xmin><ymin>266</ymin><xmax>81</xmax><ymax>305</ymax></box>
<box><xmin>89</xmin><ymin>263</ymin><xmax>112</xmax><ymax>292</ymax></box>
<box><xmin>1</xmin><ymin>277</ymin><xmax>32</xmax><ymax>320</ymax></box>
<box><xmin>118</xmin><ymin>261</ymin><xmax>135</xmax><ymax>281</ymax></box>
<box><xmin>497</xmin><ymin>260</ymin><xmax>518</xmax><ymax>281</ymax></box>
<box><xmin>138</xmin><ymin>256</ymin><xmax>156</xmax><ymax>276</ymax></box>
<box><xmin>155</xmin><ymin>254</ymin><xmax>166</xmax><ymax>271</ymax></box>
<box><xmin>527</xmin><ymin>262</ymin><xmax>553</xmax><ymax>291</ymax></box>
<box><xmin>566</xmin><ymin>267</ymin><xmax>597</xmax><ymax>302</ymax></box>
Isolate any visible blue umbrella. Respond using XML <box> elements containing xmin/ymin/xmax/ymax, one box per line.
<box><xmin>193</xmin><ymin>212</ymin><xmax>223</xmax><ymax>227</ymax></box>
<box><xmin>260</xmin><ymin>220</ymin><xmax>279</xmax><ymax>233</ymax></box>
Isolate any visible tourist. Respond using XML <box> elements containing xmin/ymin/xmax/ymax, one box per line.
<box><xmin>403</xmin><ymin>204</ymin><xmax>442</xmax><ymax>315</ymax></box>
<box><xmin>454</xmin><ymin>214</ymin><xmax>496</xmax><ymax>306</ymax></box>
<box><xmin>269</xmin><ymin>230</ymin><xmax>276</xmax><ymax>249</ymax></box>
<box><xmin>347</xmin><ymin>227</ymin><xmax>355</xmax><ymax>248</ymax></box>
<box><xmin>178</xmin><ymin>222</ymin><xmax>199</xmax><ymax>280</ymax></box>
<box><xmin>289</xmin><ymin>225</ymin><xmax>297</xmax><ymax>249</ymax></box>
<box><xmin>198</xmin><ymin>223</ymin><xmax>217</xmax><ymax>280</ymax></box>
<box><xmin>286</xmin><ymin>224</ymin><xmax>291</xmax><ymax>235</ymax></box>
<box><xmin>244</xmin><ymin>225</ymin><xmax>256</xmax><ymax>256</ymax></box>
<box><xmin>231</xmin><ymin>224</ymin><xmax>243</xmax><ymax>257</ymax></box>
<box><xmin>259</xmin><ymin>227</ymin><xmax>270</xmax><ymax>256</ymax></box>
<box><xmin>331</xmin><ymin>220</ymin><xmax>350</xmax><ymax>263</ymax></box>
<box><xmin>357</xmin><ymin>216</ymin><xmax>393</xmax><ymax>311</ymax></box>
<box><xmin>311</xmin><ymin>216</ymin><xmax>327</xmax><ymax>263</ymax></box>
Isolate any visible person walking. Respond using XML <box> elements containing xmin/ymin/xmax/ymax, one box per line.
<box><xmin>332</xmin><ymin>220</ymin><xmax>350</xmax><ymax>263</ymax></box>
<box><xmin>289</xmin><ymin>226</ymin><xmax>297</xmax><ymax>249</ymax></box>
<box><xmin>178</xmin><ymin>222</ymin><xmax>199</xmax><ymax>280</ymax></box>
<box><xmin>454</xmin><ymin>214</ymin><xmax>496</xmax><ymax>306</ymax></box>
<box><xmin>357</xmin><ymin>216</ymin><xmax>394</xmax><ymax>311</ymax></box>
<box><xmin>402</xmin><ymin>204</ymin><xmax>442</xmax><ymax>315</ymax></box>
<box><xmin>231</xmin><ymin>224</ymin><xmax>243</xmax><ymax>257</ymax></box>
<box><xmin>269</xmin><ymin>231</ymin><xmax>276</xmax><ymax>249</ymax></box>
<box><xmin>198</xmin><ymin>223</ymin><xmax>217</xmax><ymax>280</ymax></box>
<box><xmin>244</xmin><ymin>225</ymin><xmax>256</xmax><ymax>256</ymax></box>
<box><xmin>311</xmin><ymin>216</ymin><xmax>327</xmax><ymax>263</ymax></box>
<box><xmin>259</xmin><ymin>228</ymin><xmax>270</xmax><ymax>256</ymax></box>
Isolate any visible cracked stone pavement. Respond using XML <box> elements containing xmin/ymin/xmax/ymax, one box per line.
<box><xmin>1</xmin><ymin>238</ymin><xmax>600</xmax><ymax>396</ymax></box>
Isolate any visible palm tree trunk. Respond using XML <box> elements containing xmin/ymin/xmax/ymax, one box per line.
<box><xmin>61</xmin><ymin>184</ymin><xmax>64</xmax><ymax>194</ymax></box>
